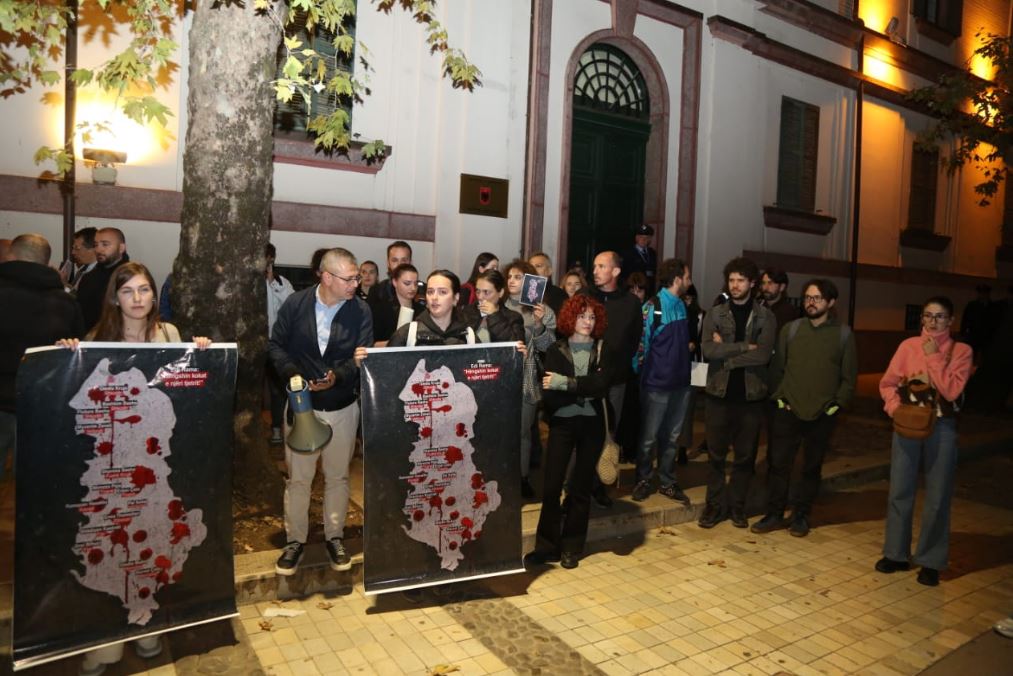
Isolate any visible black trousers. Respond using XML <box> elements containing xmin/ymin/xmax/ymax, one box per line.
<box><xmin>534</xmin><ymin>414</ymin><xmax>604</xmax><ymax>556</ymax></box>
<box><xmin>704</xmin><ymin>396</ymin><xmax>763</xmax><ymax>511</ymax></box>
<box><xmin>766</xmin><ymin>407</ymin><xmax>837</xmax><ymax>516</ymax></box>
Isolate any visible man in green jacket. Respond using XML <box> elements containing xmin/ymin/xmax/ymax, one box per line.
<box><xmin>752</xmin><ymin>278</ymin><xmax>857</xmax><ymax>537</ymax></box>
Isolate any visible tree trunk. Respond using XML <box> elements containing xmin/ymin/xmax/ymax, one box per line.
<box><xmin>175</xmin><ymin>2</ymin><xmax>283</xmax><ymax>502</ymax></box>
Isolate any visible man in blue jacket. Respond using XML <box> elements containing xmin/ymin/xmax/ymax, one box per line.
<box><xmin>631</xmin><ymin>258</ymin><xmax>693</xmax><ymax>504</ymax></box>
<box><xmin>269</xmin><ymin>248</ymin><xmax>372</xmax><ymax>575</ymax></box>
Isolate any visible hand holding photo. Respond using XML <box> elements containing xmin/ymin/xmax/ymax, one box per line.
<box><xmin>520</xmin><ymin>274</ymin><xmax>548</xmax><ymax>307</ymax></box>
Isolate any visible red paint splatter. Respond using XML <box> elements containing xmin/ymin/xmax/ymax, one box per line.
<box><xmin>118</xmin><ymin>414</ymin><xmax>142</xmax><ymax>425</ymax></box>
<box><xmin>471</xmin><ymin>473</ymin><xmax>484</xmax><ymax>489</ymax></box>
<box><xmin>442</xmin><ymin>382</ymin><xmax>450</xmax><ymax>389</ymax></box>
<box><xmin>445</xmin><ymin>496</ymin><xmax>456</xmax><ymax>506</ymax></box>
<box><xmin>154</xmin><ymin>555</ymin><xmax>172</xmax><ymax>569</ymax></box>
<box><xmin>473</xmin><ymin>531</ymin><xmax>482</xmax><ymax>540</ymax></box>
<box><xmin>96</xmin><ymin>441</ymin><xmax>113</xmax><ymax>456</ymax></box>
<box><xmin>432</xmin><ymin>404</ymin><xmax>453</xmax><ymax>413</ymax></box>
<box><xmin>88</xmin><ymin>388</ymin><xmax>106</xmax><ymax>403</ymax></box>
<box><xmin>456</xmin><ymin>423</ymin><xmax>467</xmax><ymax>437</ymax></box>
<box><xmin>87</xmin><ymin>549</ymin><xmax>104</xmax><ymax>565</ymax></box>
<box><xmin>139</xmin><ymin>548</ymin><xmax>153</xmax><ymax>561</ymax></box>
<box><xmin>448</xmin><ymin>541</ymin><xmax>458</xmax><ymax>550</ymax></box>
<box><xmin>420</xmin><ymin>427</ymin><xmax>432</xmax><ymax>438</ymax></box>
<box><xmin>138</xmin><ymin>587</ymin><xmax>151</xmax><ymax>599</ymax></box>
<box><xmin>167</xmin><ymin>499</ymin><xmax>184</xmax><ymax>520</ymax></box>
<box><xmin>145</xmin><ymin>437</ymin><xmax>161</xmax><ymax>454</ymax></box>
<box><xmin>411</xmin><ymin>383</ymin><xmax>425</xmax><ymax>395</ymax></box>
<box><xmin>461</xmin><ymin>517</ymin><xmax>474</xmax><ymax>529</ymax></box>
<box><xmin>445</xmin><ymin>446</ymin><xmax>463</xmax><ymax>463</ymax></box>
<box><xmin>462</xmin><ymin>529</ymin><xmax>472</xmax><ymax>541</ymax></box>
<box><xmin>429</xmin><ymin>495</ymin><xmax>443</xmax><ymax>509</ymax></box>
<box><xmin>449</xmin><ymin>511</ymin><xmax>459</xmax><ymax>520</ymax></box>
<box><xmin>172</xmin><ymin>571</ymin><xmax>183</xmax><ymax>582</ymax></box>
<box><xmin>110</xmin><ymin>528</ymin><xmax>128</xmax><ymax>548</ymax></box>
<box><xmin>132</xmin><ymin>530</ymin><xmax>148</xmax><ymax>543</ymax></box>
<box><xmin>156</xmin><ymin>570</ymin><xmax>169</xmax><ymax>586</ymax></box>
<box><xmin>130</xmin><ymin>387</ymin><xmax>140</xmax><ymax>396</ymax></box>
<box><xmin>473</xmin><ymin>491</ymin><xmax>489</xmax><ymax>508</ymax></box>
<box><xmin>130</xmin><ymin>465</ymin><xmax>156</xmax><ymax>489</ymax></box>
<box><xmin>412</xmin><ymin>509</ymin><xmax>425</xmax><ymax>521</ymax></box>
<box><xmin>170</xmin><ymin>521</ymin><xmax>191</xmax><ymax>544</ymax></box>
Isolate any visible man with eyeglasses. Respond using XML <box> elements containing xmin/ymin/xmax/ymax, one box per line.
<box><xmin>752</xmin><ymin>278</ymin><xmax>857</xmax><ymax>537</ymax></box>
<box><xmin>59</xmin><ymin>227</ymin><xmax>98</xmax><ymax>292</ymax></box>
<box><xmin>269</xmin><ymin>247</ymin><xmax>373</xmax><ymax>576</ymax></box>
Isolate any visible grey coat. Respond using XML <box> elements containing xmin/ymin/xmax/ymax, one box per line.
<box><xmin>700</xmin><ymin>300</ymin><xmax>776</xmax><ymax>401</ymax></box>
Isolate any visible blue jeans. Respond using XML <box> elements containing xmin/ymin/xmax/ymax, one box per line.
<box><xmin>882</xmin><ymin>418</ymin><xmax>958</xmax><ymax>570</ymax></box>
<box><xmin>635</xmin><ymin>387</ymin><xmax>691</xmax><ymax>487</ymax></box>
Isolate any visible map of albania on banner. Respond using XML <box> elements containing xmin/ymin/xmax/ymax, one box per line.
<box><xmin>13</xmin><ymin>344</ymin><xmax>238</xmax><ymax>671</ymax></box>
<box><xmin>360</xmin><ymin>343</ymin><xmax>524</xmax><ymax>594</ymax></box>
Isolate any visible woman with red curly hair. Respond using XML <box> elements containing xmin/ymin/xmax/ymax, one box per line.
<box><xmin>525</xmin><ymin>295</ymin><xmax>614</xmax><ymax>569</ymax></box>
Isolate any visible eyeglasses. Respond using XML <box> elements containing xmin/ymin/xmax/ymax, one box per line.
<box><xmin>325</xmin><ymin>270</ymin><xmax>361</xmax><ymax>284</ymax></box>
<box><xmin>921</xmin><ymin>312</ymin><xmax>950</xmax><ymax>322</ymax></box>
<box><xmin>804</xmin><ymin>295</ymin><xmax>825</xmax><ymax>304</ymax></box>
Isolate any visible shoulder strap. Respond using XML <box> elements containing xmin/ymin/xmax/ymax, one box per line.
<box><xmin>407</xmin><ymin>321</ymin><xmax>418</xmax><ymax>347</ymax></box>
<box><xmin>466</xmin><ymin>327</ymin><xmax>476</xmax><ymax>344</ymax></box>
<box><xmin>649</xmin><ymin>295</ymin><xmax>663</xmax><ymax>336</ymax></box>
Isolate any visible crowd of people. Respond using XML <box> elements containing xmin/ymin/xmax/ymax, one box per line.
<box><xmin>0</xmin><ymin>225</ymin><xmax>979</xmax><ymax>602</ymax></box>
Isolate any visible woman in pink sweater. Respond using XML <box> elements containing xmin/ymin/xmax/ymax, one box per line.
<box><xmin>876</xmin><ymin>297</ymin><xmax>973</xmax><ymax>586</ymax></box>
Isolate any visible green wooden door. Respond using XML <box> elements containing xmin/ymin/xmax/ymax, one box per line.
<box><xmin>566</xmin><ymin>108</ymin><xmax>649</xmax><ymax>271</ymax></box>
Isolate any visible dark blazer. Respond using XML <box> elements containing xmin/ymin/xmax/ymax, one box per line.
<box><xmin>541</xmin><ymin>338</ymin><xmax>615</xmax><ymax>419</ymax></box>
<box><xmin>460</xmin><ymin>305</ymin><xmax>525</xmax><ymax>343</ymax></box>
<box><xmin>1</xmin><ymin>261</ymin><xmax>84</xmax><ymax>411</ymax></box>
<box><xmin>76</xmin><ymin>253</ymin><xmax>130</xmax><ymax>331</ymax></box>
<box><xmin>269</xmin><ymin>286</ymin><xmax>373</xmax><ymax>411</ymax></box>
<box><xmin>369</xmin><ymin>294</ymin><xmax>425</xmax><ymax>343</ymax></box>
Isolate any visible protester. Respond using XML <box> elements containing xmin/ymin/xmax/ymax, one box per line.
<box><xmin>460</xmin><ymin>269</ymin><xmax>525</xmax><ymax>343</ymax></box>
<box><xmin>876</xmin><ymin>296</ymin><xmax>973</xmax><ymax>586</ymax></box>
<box><xmin>504</xmin><ymin>260</ymin><xmax>556</xmax><ymax>499</ymax></box>
<box><xmin>590</xmin><ymin>251</ymin><xmax>642</xmax><ymax>507</ymax></box>
<box><xmin>269</xmin><ymin>248</ymin><xmax>372</xmax><ymax>576</ymax></box>
<box><xmin>387</xmin><ymin>270</ymin><xmax>475</xmax><ymax>346</ymax></box>
<box><xmin>620</xmin><ymin>224</ymin><xmax>658</xmax><ymax>295</ymax></box>
<box><xmin>674</xmin><ymin>283</ymin><xmax>703</xmax><ymax>464</ymax></box>
<box><xmin>630</xmin><ymin>259</ymin><xmax>693</xmax><ymax>505</ymax></box>
<box><xmin>753</xmin><ymin>279</ymin><xmax>857</xmax><ymax>537</ymax></box>
<box><xmin>266</xmin><ymin>243</ymin><xmax>295</xmax><ymax>444</ymax></box>
<box><xmin>367</xmin><ymin>240</ymin><xmax>414</xmax><ymax>303</ymax></box>
<box><xmin>77</xmin><ymin>227</ymin><xmax>130</xmax><ymax>331</ymax></box>
<box><xmin>699</xmin><ymin>257</ymin><xmax>775</xmax><ymax>529</ymax></box>
<box><xmin>760</xmin><ymin>267</ymin><xmax>800</xmax><ymax>333</ymax></box>
<box><xmin>358</xmin><ymin>260</ymin><xmax>379</xmax><ymax>299</ymax></box>
<box><xmin>459</xmin><ymin>252</ymin><xmax>499</xmax><ymax>307</ymax></box>
<box><xmin>562</xmin><ymin>269</ymin><xmax>586</xmax><ymax>298</ymax></box>
<box><xmin>1</xmin><ymin>234</ymin><xmax>84</xmax><ymax>481</ymax></box>
<box><xmin>526</xmin><ymin>295</ymin><xmax>612</xmax><ymax>570</ymax></box>
<box><xmin>529</xmin><ymin>252</ymin><xmax>568</xmax><ymax>314</ymax></box>
<box><xmin>626</xmin><ymin>272</ymin><xmax>648</xmax><ymax>303</ymax></box>
<box><xmin>370</xmin><ymin>263</ymin><xmax>425</xmax><ymax>346</ymax></box>
<box><xmin>59</xmin><ymin>227</ymin><xmax>98</xmax><ymax>291</ymax></box>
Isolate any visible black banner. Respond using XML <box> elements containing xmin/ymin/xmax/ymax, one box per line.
<box><xmin>360</xmin><ymin>343</ymin><xmax>524</xmax><ymax>594</ymax></box>
<box><xmin>13</xmin><ymin>344</ymin><xmax>238</xmax><ymax>670</ymax></box>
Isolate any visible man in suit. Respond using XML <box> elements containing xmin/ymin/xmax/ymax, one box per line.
<box><xmin>621</xmin><ymin>224</ymin><xmax>658</xmax><ymax>296</ymax></box>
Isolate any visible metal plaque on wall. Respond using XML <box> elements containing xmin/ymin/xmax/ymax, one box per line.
<box><xmin>459</xmin><ymin>174</ymin><xmax>509</xmax><ymax>218</ymax></box>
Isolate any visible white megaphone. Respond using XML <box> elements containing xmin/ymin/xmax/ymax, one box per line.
<box><xmin>285</xmin><ymin>375</ymin><xmax>333</xmax><ymax>453</ymax></box>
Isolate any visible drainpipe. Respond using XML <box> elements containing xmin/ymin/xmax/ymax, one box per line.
<box><xmin>848</xmin><ymin>32</ymin><xmax>864</xmax><ymax>326</ymax></box>
<box><xmin>62</xmin><ymin>0</ymin><xmax>77</xmax><ymax>261</ymax></box>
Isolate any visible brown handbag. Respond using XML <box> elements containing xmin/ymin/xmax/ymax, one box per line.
<box><xmin>892</xmin><ymin>342</ymin><xmax>955</xmax><ymax>441</ymax></box>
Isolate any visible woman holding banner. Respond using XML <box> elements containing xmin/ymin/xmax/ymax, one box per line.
<box><xmin>526</xmin><ymin>295</ymin><xmax>613</xmax><ymax>570</ymax></box>
<box><xmin>56</xmin><ymin>260</ymin><xmax>209</xmax><ymax>674</ymax></box>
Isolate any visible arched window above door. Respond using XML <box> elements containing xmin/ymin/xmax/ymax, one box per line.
<box><xmin>573</xmin><ymin>44</ymin><xmax>650</xmax><ymax>118</ymax></box>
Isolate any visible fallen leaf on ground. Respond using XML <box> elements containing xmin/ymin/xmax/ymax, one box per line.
<box><xmin>242</xmin><ymin>544</ymin><xmax>254</xmax><ymax>553</ymax></box>
<box><xmin>657</xmin><ymin>527</ymin><xmax>676</xmax><ymax>536</ymax></box>
<box><xmin>428</xmin><ymin>665</ymin><xmax>460</xmax><ymax>675</ymax></box>
<box><xmin>317</xmin><ymin>601</ymin><xmax>334</xmax><ymax>610</ymax></box>
<box><xmin>258</xmin><ymin>620</ymin><xmax>273</xmax><ymax>631</ymax></box>
<box><xmin>707</xmin><ymin>559</ymin><xmax>726</xmax><ymax>568</ymax></box>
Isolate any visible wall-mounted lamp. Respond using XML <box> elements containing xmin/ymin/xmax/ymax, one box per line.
<box><xmin>885</xmin><ymin>16</ymin><xmax>905</xmax><ymax>45</ymax></box>
<box><xmin>82</xmin><ymin>148</ymin><xmax>127</xmax><ymax>185</ymax></box>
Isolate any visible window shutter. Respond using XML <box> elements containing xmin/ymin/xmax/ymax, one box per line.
<box><xmin>908</xmin><ymin>147</ymin><xmax>939</xmax><ymax>231</ymax></box>
<box><xmin>942</xmin><ymin>0</ymin><xmax>962</xmax><ymax>37</ymax></box>
<box><xmin>912</xmin><ymin>0</ymin><xmax>929</xmax><ymax>19</ymax></box>
<box><xmin>777</xmin><ymin>97</ymin><xmax>819</xmax><ymax>212</ymax></box>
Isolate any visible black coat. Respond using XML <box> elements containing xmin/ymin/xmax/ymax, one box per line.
<box><xmin>387</xmin><ymin>311</ymin><xmax>476</xmax><ymax>347</ymax></box>
<box><xmin>0</xmin><ymin>261</ymin><xmax>84</xmax><ymax>411</ymax></box>
<box><xmin>541</xmin><ymin>338</ymin><xmax>615</xmax><ymax>419</ymax></box>
<box><xmin>369</xmin><ymin>294</ymin><xmax>426</xmax><ymax>343</ymax></box>
<box><xmin>542</xmin><ymin>283</ymin><xmax>568</xmax><ymax>316</ymax></box>
<box><xmin>460</xmin><ymin>305</ymin><xmax>525</xmax><ymax>343</ymax></box>
<box><xmin>592</xmin><ymin>288</ymin><xmax>643</xmax><ymax>383</ymax></box>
